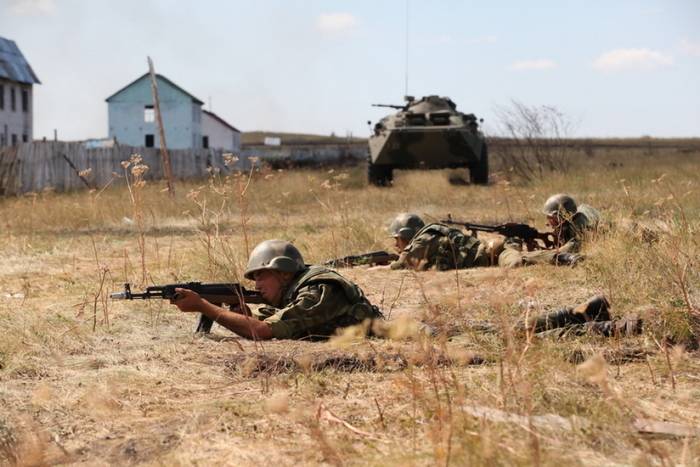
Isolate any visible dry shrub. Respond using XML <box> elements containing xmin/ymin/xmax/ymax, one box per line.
<box><xmin>123</xmin><ymin>154</ymin><xmax>150</xmax><ymax>284</ymax></box>
<box><xmin>492</xmin><ymin>100</ymin><xmax>574</xmax><ymax>183</ymax></box>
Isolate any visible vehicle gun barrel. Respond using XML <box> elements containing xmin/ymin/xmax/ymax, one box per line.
<box><xmin>371</xmin><ymin>103</ymin><xmax>406</xmax><ymax>110</ymax></box>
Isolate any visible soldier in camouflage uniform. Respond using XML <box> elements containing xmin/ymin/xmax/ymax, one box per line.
<box><xmin>498</xmin><ymin>193</ymin><xmax>600</xmax><ymax>268</ymax></box>
<box><xmin>171</xmin><ymin>240</ymin><xmax>382</xmax><ymax>340</ymax></box>
<box><xmin>469</xmin><ymin>295</ymin><xmax>643</xmax><ymax>338</ymax></box>
<box><xmin>388</xmin><ymin>213</ymin><xmax>491</xmax><ymax>271</ymax></box>
<box><xmin>387</xmin><ymin>195</ymin><xmax>598</xmax><ymax>272</ymax></box>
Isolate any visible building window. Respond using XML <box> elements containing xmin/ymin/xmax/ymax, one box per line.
<box><xmin>0</xmin><ymin>84</ymin><xmax>4</xmax><ymax>110</ymax></box>
<box><xmin>11</xmin><ymin>134</ymin><xmax>17</xmax><ymax>145</ymax></box>
<box><xmin>202</xmin><ymin>136</ymin><xmax>209</xmax><ymax>149</ymax></box>
<box><xmin>145</xmin><ymin>134</ymin><xmax>154</xmax><ymax>147</ymax></box>
<box><xmin>22</xmin><ymin>134</ymin><xmax>28</xmax><ymax>143</ymax></box>
<box><xmin>11</xmin><ymin>88</ymin><xmax>16</xmax><ymax>111</ymax></box>
<box><xmin>144</xmin><ymin>105</ymin><xmax>154</xmax><ymax>122</ymax></box>
<box><xmin>21</xmin><ymin>90</ymin><xmax>28</xmax><ymax>112</ymax></box>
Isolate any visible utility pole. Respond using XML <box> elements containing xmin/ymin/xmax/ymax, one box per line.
<box><xmin>147</xmin><ymin>56</ymin><xmax>175</xmax><ymax>198</ymax></box>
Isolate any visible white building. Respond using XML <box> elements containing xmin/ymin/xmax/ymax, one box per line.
<box><xmin>106</xmin><ymin>72</ymin><xmax>241</xmax><ymax>152</ymax></box>
<box><xmin>202</xmin><ymin>109</ymin><xmax>240</xmax><ymax>151</ymax></box>
<box><xmin>106</xmin><ymin>73</ymin><xmax>204</xmax><ymax>150</ymax></box>
<box><xmin>0</xmin><ymin>36</ymin><xmax>41</xmax><ymax>147</ymax></box>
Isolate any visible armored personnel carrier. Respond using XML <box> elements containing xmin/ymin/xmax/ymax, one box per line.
<box><xmin>367</xmin><ymin>95</ymin><xmax>488</xmax><ymax>186</ymax></box>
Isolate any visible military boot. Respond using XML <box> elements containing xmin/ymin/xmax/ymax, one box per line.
<box><xmin>553</xmin><ymin>252</ymin><xmax>584</xmax><ymax>266</ymax></box>
<box><xmin>572</xmin><ymin>294</ymin><xmax>611</xmax><ymax>321</ymax></box>
<box><xmin>584</xmin><ymin>315</ymin><xmax>643</xmax><ymax>337</ymax></box>
<box><xmin>523</xmin><ymin>295</ymin><xmax>611</xmax><ymax>333</ymax></box>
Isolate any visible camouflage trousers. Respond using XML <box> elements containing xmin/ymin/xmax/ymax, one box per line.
<box><xmin>497</xmin><ymin>238</ymin><xmax>583</xmax><ymax>268</ymax></box>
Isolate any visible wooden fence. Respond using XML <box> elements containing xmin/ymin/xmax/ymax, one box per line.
<box><xmin>0</xmin><ymin>142</ymin><xmax>256</xmax><ymax>196</ymax></box>
<box><xmin>0</xmin><ymin>141</ymin><xmax>369</xmax><ymax>195</ymax></box>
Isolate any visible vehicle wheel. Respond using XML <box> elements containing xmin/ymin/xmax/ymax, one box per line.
<box><xmin>368</xmin><ymin>162</ymin><xmax>393</xmax><ymax>186</ymax></box>
<box><xmin>470</xmin><ymin>142</ymin><xmax>489</xmax><ymax>185</ymax></box>
<box><xmin>447</xmin><ymin>169</ymin><xmax>470</xmax><ymax>185</ymax></box>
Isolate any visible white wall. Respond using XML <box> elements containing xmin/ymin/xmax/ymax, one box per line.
<box><xmin>0</xmin><ymin>80</ymin><xmax>33</xmax><ymax>146</ymax></box>
<box><xmin>201</xmin><ymin>111</ymin><xmax>240</xmax><ymax>152</ymax></box>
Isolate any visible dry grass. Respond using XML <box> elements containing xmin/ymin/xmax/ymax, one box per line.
<box><xmin>0</xmin><ymin>145</ymin><xmax>699</xmax><ymax>465</ymax></box>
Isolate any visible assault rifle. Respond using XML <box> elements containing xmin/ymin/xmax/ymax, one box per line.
<box><xmin>110</xmin><ymin>282</ymin><xmax>264</xmax><ymax>333</ymax></box>
<box><xmin>324</xmin><ymin>250</ymin><xmax>399</xmax><ymax>268</ymax></box>
<box><xmin>441</xmin><ymin>216</ymin><xmax>556</xmax><ymax>250</ymax></box>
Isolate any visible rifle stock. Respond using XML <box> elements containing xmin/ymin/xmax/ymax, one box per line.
<box><xmin>110</xmin><ymin>282</ymin><xmax>264</xmax><ymax>333</ymax></box>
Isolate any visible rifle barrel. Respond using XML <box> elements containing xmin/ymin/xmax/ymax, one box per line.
<box><xmin>440</xmin><ymin>220</ymin><xmax>499</xmax><ymax>232</ymax></box>
<box><xmin>109</xmin><ymin>291</ymin><xmax>130</xmax><ymax>299</ymax></box>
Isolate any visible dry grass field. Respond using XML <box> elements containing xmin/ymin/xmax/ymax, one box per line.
<box><xmin>0</xmin><ymin>142</ymin><xmax>699</xmax><ymax>466</ymax></box>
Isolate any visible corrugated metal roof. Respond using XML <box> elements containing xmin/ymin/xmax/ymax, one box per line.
<box><xmin>105</xmin><ymin>72</ymin><xmax>204</xmax><ymax>104</ymax></box>
<box><xmin>0</xmin><ymin>36</ymin><xmax>41</xmax><ymax>84</ymax></box>
<box><xmin>203</xmin><ymin>109</ymin><xmax>240</xmax><ymax>133</ymax></box>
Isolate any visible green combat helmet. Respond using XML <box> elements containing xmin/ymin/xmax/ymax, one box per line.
<box><xmin>244</xmin><ymin>240</ymin><xmax>306</xmax><ymax>280</ymax></box>
<box><xmin>388</xmin><ymin>213</ymin><xmax>425</xmax><ymax>241</ymax></box>
<box><xmin>542</xmin><ymin>194</ymin><xmax>577</xmax><ymax>218</ymax></box>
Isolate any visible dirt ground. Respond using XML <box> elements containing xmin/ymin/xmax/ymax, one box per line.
<box><xmin>1</xmin><ymin>147</ymin><xmax>699</xmax><ymax>465</ymax></box>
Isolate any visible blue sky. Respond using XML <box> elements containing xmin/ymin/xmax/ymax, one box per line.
<box><xmin>2</xmin><ymin>0</ymin><xmax>699</xmax><ymax>139</ymax></box>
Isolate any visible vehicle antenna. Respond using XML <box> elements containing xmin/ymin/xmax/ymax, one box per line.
<box><xmin>404</xmin><ymin>0</ymin><xmax>410</xmax><ymax>97</ymax></box>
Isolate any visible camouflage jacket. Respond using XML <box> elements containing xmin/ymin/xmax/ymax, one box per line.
<box><xmin>555</xmin><ymin>204</ymin><xmax>600</xmax><ymax>253</ymax></box>
<box><xmin>390</xmin><ymin>223</ymin><xmax>489</xmax><ymax>271</ymax></box>
<box><xmin>254</xmin><ymin>266</ymin><xmax>382</xmax><ymax>340</ymax></box>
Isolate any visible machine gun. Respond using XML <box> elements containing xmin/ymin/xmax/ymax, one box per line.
<box><xmin>441</xmin><ymin>216</ymin><xmax>556</xmax><ymax>250</ymax></box>
<box><xmin>323</xmin><ymin>250</ymin><xmax>399</xmax><ymax>268</ymax></box>
<box><xmin>371</xmin><ymin>96</ymin><xmax>415</xmax><ymax>110</ymax></box>
<box><xmin>110</xmin><ymin>282</ymin><xmax>264</xmax><ymax>333</ymax></box>
<box><xmin>371</xmin><ymin>103</ymin><xmax>407</xmax><ymax>110</ymax></box>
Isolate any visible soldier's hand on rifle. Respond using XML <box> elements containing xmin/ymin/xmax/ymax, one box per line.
<box><xmin>170</xmin><ymin>288</ymin><xmax>205</xmax><ymax>312</ymax></box>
